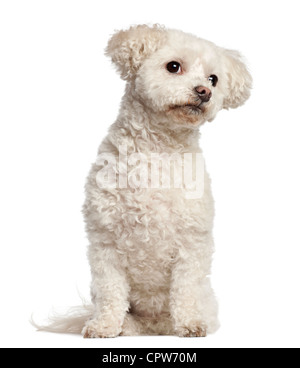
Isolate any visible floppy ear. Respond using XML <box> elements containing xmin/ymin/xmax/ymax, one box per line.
<box><xmin>221</xmin><ymin>49</ymin><xmax>252</xmax><ymax>109</ymax></box>
<box><xmin>105</xmin><ymin>24</ymin><xmax>166</xmax><ymax>80</ymax></box>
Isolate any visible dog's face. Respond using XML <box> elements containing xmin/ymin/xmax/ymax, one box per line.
<box><xmin>135</xmin><ymin>31</ymin><xmax>226</xmax><ymax>126</ymax></box>
<box><xmin>106</xmin><ymin>25</ymin><xmax>252</xmax><ymax>128</ymax></box>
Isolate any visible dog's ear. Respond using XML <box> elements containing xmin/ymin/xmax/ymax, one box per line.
<box><xmin>106</xmin><ymin>25</ymin><xmax>166</xmax><ymax>80</ymax></box>
<box><xmin>221</xmin><ymin>49</ymin><xmax>252</xmax><ymax>109</ymax></box>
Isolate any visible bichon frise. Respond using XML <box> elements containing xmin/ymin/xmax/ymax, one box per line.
<box><xmin>36</xmin><ymin>24</ymin><xmax>252</xmax><ymax>338</ymax></box>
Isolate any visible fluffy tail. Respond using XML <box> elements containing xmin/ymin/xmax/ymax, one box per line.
<box><xmin>31</xmin><ymin>304</ymin><xmax>94</xmax><ymax>335</ymax></box>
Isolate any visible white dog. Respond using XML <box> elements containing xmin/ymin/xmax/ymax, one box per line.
<box><xmin>37</xmin><ymin>25</ymin><xmax>252</xmax><ymax>338</ymax></box>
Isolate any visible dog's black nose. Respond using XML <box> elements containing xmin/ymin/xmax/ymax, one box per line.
<box><xmin>195</xmin><ymin>86</ymin><xmax>212</xmax><ymax>102</ymax></box>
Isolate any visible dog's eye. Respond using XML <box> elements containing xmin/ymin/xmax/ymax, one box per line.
<box><xmin>166</xmin><ymin>61</ymin><xmax>182</xmax><ymax>74</ymax></box>
<box><xmin>208</xmin><ymin>75</ymin><xmax>218</xmax><ymax>87</ymax></box>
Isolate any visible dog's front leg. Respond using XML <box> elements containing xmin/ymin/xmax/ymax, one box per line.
<box><xmin>170</xmin><ymin>235</ymin><xmax>219</xmax><ymax>337</ymax></box>
<box><xmin>82</xmin><ymin>244</ymin><xmax>130</xmax><ymax>338</ymax></box>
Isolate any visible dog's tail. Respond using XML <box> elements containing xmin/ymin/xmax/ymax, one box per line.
<box><xmin>31</xmin><ymin>304</ymin><xmax>94</xmax><ymax>335</ymax></box>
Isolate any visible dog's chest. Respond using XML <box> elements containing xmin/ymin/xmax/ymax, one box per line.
<box><xmin>115</xmin><ymin>185</ymin><xmax>213</xmax><ymax>264</ymax></box>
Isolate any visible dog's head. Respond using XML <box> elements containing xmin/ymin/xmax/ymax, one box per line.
<box><xmin>106</xmin><ymin>25</ymin><xmax>252</xmax><ymax>128</ymax></box>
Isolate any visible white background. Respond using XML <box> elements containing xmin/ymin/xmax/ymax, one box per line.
<box><xmin>1</xmin><ymin>0</ymin><xmax>300</xmax><ymax>348</ymax></box>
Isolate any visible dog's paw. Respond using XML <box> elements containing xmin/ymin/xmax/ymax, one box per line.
<box><xmin>175</xmin><ymin>326</ymin><xmax>207</xmax><ymax>338</ymax></box>
<box><xmin>82</xmin><ymin>319</ymin><xmax>122</xmax><ymax>339</ymax></box>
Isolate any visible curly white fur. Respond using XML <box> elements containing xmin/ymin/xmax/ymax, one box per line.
<box><xmin>35</xmin><ymin>24</ymin><xmax>252</xmax><ymax>338</ymax></box>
